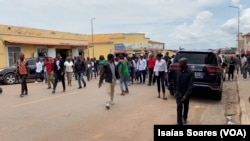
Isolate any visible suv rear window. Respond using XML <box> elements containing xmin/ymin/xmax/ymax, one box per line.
<box><xmin>27</xmin><ymin>59</ymin><xmax>36</xmax><ymax>65</ymax></box>
<box><xmin>174</xmin><ymin>52</ymin><xmax>218</xmax><ymax>65</ymax></box>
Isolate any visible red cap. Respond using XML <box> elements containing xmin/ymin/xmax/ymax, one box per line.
<box><xmin>19</xmin><ymin>52</ymin><xmax>25</xmax><ymax>56</ymax></box>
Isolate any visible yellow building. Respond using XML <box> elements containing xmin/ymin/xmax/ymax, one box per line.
<box><xmin>0</xmin><ymin>24</ymin><xmax>167</xmax><ymax>68</ymax></box>
<box><xmin>0</xmin><ymin>24</ymin><xmax>88</xmax><ymax>68</ymax></box>
<box><xmin>87</xmin><ymin>33</ymin><xmax>165</xmax><ymax>59</ymax></box>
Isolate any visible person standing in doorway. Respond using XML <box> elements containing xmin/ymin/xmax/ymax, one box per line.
<box><xmin>16</xmin><ymin>52</ymin><xmax>29</xmax><ymax>97</ymax></box>
<box><xmin>52</xmin><ymin>54</ymin><xmax>66</xmax><ymax>93</ymax></box>
<box><xmin>64</xmin><ymin>57</ymin><xmax>74</xmax><ymax>86</ymax></box>
<box><xmin>99</xmin><ymin>54</ymin><xmax>120</xmax><ymax>110</ymax></box>
<box><xmin>173</xmin><ymin>57</ymin><xmax>194</xmax><ymax>125</ymax></box>
<box><xmin>153</xmin><ymin>53</ymin><xmax>168</xmax><ymax>100</ymax></box>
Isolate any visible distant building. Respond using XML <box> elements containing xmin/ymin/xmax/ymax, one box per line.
<box><xmin>0</xmin><ymin>24</ymin><xmax>88</xmax><ymax>68</ymax></box>
<box><xmin>87</xmin><ymin>33</ymin><xmax>165</xmax><ymax>59</ymax></box>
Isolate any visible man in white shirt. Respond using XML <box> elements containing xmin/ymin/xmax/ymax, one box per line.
<box><xmin>35</xmin><ymin>58</ymin><xmax>43</xmax><ymax>83</ymax></box>
<box><xmin>137</xmin><ymin>54</ymin><xmax>147</xmax><ymax>84</ymax></box>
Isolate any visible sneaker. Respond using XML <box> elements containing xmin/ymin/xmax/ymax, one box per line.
<box><xmin>47</xmin><ymin>87</ymin><xmax>51</xmax><ymax>89</ymax></box>
<box><xmin>120</xmin><ymin>91</ymin><xmax>125</xmax><ymax>95</ymax></box>
<box><xmin>110</xmin><ymin>101</ymin><xmax>114</xmax><ymax>105</ymax></box>
<box><xmin>78</xmin><ymin>86</ymin><xmax>82</xmax><ymax>89</ymax></box>
<box><xmin>35</xmin><ymin>81</ymin><xmax>38</xmax><ymax>83</ymax></box>
<box><xmin>20</xmin><ymin>94</ymin><xmax>24</xmax><ymax>97</ymax></box>
<box><xmin>106</xmin><ymin>103</ymin><xmax>110</xmax><ymax>109</ymax></box>
<box><xmin>52</xmin><ymin>90</ymin><xmax>55</xmax><ymax>94</ymax></box>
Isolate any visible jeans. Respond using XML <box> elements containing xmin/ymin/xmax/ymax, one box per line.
<box><xmin>242</xmin><ymin>67</ymin><xmax>247</xmax><ymax>79</ymax></box>
<box><xmin>76</xmin><ymin>72</ymin><xmax>86</xmax><ymax>87</ymax></box>
<box><xmin>35</xmin><ymin>72</ymin><xmax>43</xmax><ymax>81</ymax></box>
<box><xmin>119</xmin><ymin>76</ymin><xmax>128</xmax><ymax>91</ymax></box>
<box><xmin>139</xmin><ymin>70</ymin><xmax>146</xmax><ymax>84</ymax></box>
<box><xmin>43</xmin><ymin>72</ymin><xmax>47</xmax><ymax>82</ymax></box>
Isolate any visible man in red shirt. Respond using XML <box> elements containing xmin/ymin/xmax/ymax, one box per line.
<box><xmin>147</xmin><ymin>54</ymin><xmax>156</xmax><ymax>86</ymax></box>
<box><xmin>43</xmin><ymin>54</ymin><xmax>55</xmax><ymax>89</ymax></box>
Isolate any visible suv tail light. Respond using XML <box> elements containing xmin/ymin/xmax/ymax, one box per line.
<box><xmin>206</xmin><ymin>66</ymin><xmax>221</xmax><ymax>73</ymax></box>
<box><xmin>170</xmin><ymin>64</ymin><xmax>180</xmax><ymax>70</ymax></box>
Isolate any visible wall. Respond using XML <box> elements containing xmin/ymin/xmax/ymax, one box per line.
<box><xmin>0</xmin><ymin>40</ymin><xmax>7</xmax><ymax>68</ymax></box>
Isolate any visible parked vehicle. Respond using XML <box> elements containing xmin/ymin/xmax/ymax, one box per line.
<box><xmin>0</xmin><ymin>57</ymin><xmax>43</xmax><ymax>85</ymax></box>
<box><xmin>167</xmin><ymin>50</ymin><xmax>224</xmax><ymax>100</ymax></box>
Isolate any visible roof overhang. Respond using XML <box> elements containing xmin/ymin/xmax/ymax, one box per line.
<box><xmin>1</xmin><ymin>35</ymin><xmax>88</xmax><ymax>47</ymax></box>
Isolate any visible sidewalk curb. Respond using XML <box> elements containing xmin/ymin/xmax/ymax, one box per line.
<box><xmin>236</xmin><ymin>77</ymin><xmax>250</xmax><ymax>124</ymax></box>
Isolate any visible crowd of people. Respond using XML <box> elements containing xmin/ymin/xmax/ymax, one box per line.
<box><xmin>16</xmin><ymin>51</ymin><xmax>193</xmax><ymax>125</ymax></box>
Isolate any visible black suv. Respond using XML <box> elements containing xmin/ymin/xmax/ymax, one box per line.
<box><xmin>0</xmin><ymin>57</ymin><xmax>43</xmax><ymax>85</ymax></box>
<box><xmin>167</xmin><ymin>50</ymin><xmax>223</xmax><ymax>100</ymax></box>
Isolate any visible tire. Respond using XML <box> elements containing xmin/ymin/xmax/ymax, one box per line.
<box><xmin>4</xmin><ymin>73</ymin><xmax>18</xmax><ymax>85</ymax></box>
<box><xmin>213</xmin><ymin>91</ymin><xmax>222</xmax><ymax>101</ymax></box>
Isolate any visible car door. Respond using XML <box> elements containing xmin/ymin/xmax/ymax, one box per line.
<box><xmin>27</xmin><ymin>59</ymin><xmax>37</xmax><ymax>79</ymax></box>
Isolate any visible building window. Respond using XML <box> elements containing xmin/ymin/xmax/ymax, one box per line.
<box><xmin>8</xmin><ymin>46</ymin><xmax>21</xmax><ymax>66</ymax></box>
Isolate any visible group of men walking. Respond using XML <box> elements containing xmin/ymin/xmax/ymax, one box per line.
<box><xmin>15</xmin><ymin>51</ymin><xmax>194</xmax><ymax>125</ymax></box>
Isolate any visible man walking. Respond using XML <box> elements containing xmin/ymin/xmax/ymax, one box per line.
<box><xmin>74</xmin><ymin>56</ymin><xmax>86</xmax><ymax>89</ymax></box>
<box><xmin>16</xmin><ymin>52</ymin><xmax>29</xmax><ymax>97</ymax></box>
<box><xmin>99</xmin><ymin>54</ymin><xmax>120</xmax><ymax>110</ymax></box>
<box><xmin>147</xmin><ymin>54</ymin><xmax>156</xmax><ymax>86</ymax></box>
<box><xmin>138</xmin><ymin>54</ymin><xmax>147</xmax><ymax>84</ymax></box>
<box><xmin>43</xmin><ymin>54</ymin><xmax>55</xmax><ymax>89</ymax></box>
<box><xmin>52</xmin><ymin>54</ymin><xmax>66</xmax><ymax>93</ymax></box>
<box><xmin>118</xmin><ymin>55</ymin><xmax>130</xmax><ymax>95</ymax></box>
<box><xmin>173</xmin><ymin>57</ymin><xmax>194</xmax><ymax>125</ymax></box>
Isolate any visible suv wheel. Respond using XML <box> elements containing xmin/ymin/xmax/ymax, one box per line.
<box><xmin>213</xmin><ymin>91</ymin><xmax>222</xmax><ymax>101</ymax></box>
<box><xmin>4</xmin><ymin>73</ymin><xmax>17</xmax><ymax>85</ymax></box>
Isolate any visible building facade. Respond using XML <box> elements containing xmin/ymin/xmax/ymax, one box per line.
<box><xmin>87</xmin><ymin>33</ymin><xmax>165</xmax><ymax>59</ymax></box>
<box><xmin>243</xmin><ymin>32</ymin><xmax>250</xmax><ymax>54</ymax></box>
<box><xmin>0</xmin><ymin>24</ymin><xmax>167</xmax><ymax>68</ymax></box>
<box><xmin>0</xmin><ymin>24</ymin><xmax>88</xmax><ymax>68</ymax></box>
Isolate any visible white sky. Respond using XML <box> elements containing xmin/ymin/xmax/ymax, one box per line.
<box><xmin>0</xmin><ymin>0</ymin><xmax>250</xmax><ymax>50</ymax></box>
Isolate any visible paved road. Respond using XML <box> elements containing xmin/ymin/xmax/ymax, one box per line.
<box><xmin>0</xmin><ymin>77</ymin><xmax>235</xmax><ymax>141</ymax></box>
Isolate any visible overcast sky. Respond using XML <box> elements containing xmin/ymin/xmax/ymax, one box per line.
<box><xmin>0</xmin><ymin>0</ymin><xmax>250</xmax><ymax>50</ymax></box>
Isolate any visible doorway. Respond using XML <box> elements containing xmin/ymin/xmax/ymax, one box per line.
<box><xmin>56</xmin><ymin>49</ymin><xmax>70</xmax><ymax>61</ymax></box>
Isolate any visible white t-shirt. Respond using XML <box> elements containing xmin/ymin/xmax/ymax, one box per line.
<box><xmin>64</xmin><ymin>61</ymin><xmax>74</xmax><ymax>72</ymax></box>
<box><xmin>36</xmin><ymin>62</ymin><xmax>43</xmax><ymax>73</ymax></box>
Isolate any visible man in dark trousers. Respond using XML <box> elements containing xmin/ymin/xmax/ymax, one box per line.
<box><xmin>74</xmin><ymin>56</ymin><xmax>86</xmax><ymax>89</ymax></box>
<box><xmin>52</xmin><ymin>53</ymin><xmax>66</xmax><ymax>93</ymax></box>
<box><xmin>16</xmin><ymin>52</ymin><xmax>29</xmax><ymax>97</ymax></box>
<box><xmin>173</xmin><ymin>57</ymin><xmax>194</xmax><ymax>125</ymax></box>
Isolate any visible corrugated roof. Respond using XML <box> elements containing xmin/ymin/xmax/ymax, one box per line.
<box><xmin>0</xmin><ymin>35</ymin><xmax>88</xmax><ymax>47</ymax></box>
